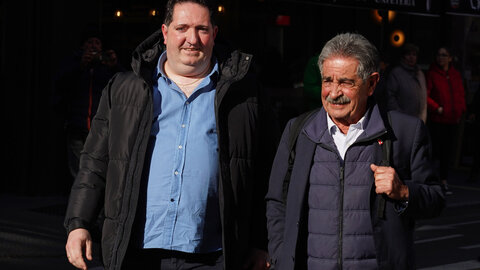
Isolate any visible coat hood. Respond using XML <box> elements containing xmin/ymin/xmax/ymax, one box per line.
<box><xmin>131</xmin><ymin>29</ymin><xmax>164</xmax><ymax>83</ymax></box>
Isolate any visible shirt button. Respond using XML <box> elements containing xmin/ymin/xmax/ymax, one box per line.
<box><xmin>174</xmin><ymin>171</ymin><xmax>179</xmax><ymax>175</ymax></box>
<box><xmin>186</xmin><ymin>101</ymin><xmax>190</xmax><ymax>105</ymax></box>
<box><xmin>170</xmin><ymin>198</ymin><xmax>175</xmax><ymax>202</ymax></box>
<box><xmin>178</xmin><ymin>145</ymin><xmax>183</xmax><ymax>149</ymax></box>
<box><xmin>181</xmin><ymin>124</ymin><xmax>186</xmax><ymax>128</ymax></box>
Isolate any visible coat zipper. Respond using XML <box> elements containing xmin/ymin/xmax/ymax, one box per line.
<box><xmin>335</xmin><ymin>130</ymin><xmax>386</xmax><ymax>270</ymax></box>
<box><xmin>114</xmin><ymin>81</ymin><xmax>153</xmax><ymax>269</ymax></box>
<box><xmin>446</xmin><ymin>72</ymin><xmax>455</xmax><ymax>121</ymax></box>
<box><xmin>338</xmin><ymin>164</ymin><xmax>345</xmax><ymax>270</ymax></box>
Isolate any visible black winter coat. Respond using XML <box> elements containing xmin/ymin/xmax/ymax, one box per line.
<box><xmin>64</xmin><ymin>29</ymin><xmax>279</xmax><ymax>270</ymax></box>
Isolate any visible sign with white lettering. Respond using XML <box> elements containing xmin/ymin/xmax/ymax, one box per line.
<box><xmin>274</xmin><ymin>0</ymin><xmax>479</xmax><ymax>16</ymax></box>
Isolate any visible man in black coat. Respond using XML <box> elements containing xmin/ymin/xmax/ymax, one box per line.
<box><xmin>64</xmin><ymin>1</ymin><xmax>278</xmax><ymax>269</ymax></box>
<box><xmin>53</xmin><ymin>27</ymin><xmax>125</xmax><ymax>182</ymax></box>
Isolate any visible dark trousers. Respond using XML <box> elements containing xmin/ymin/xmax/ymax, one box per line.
<box><xmin>469</xmin><ymin>122</ymin><xmax>480</xmax><ymax>180</ymax></box>
<box><xmin>66</xmin><ymin>128</ymin><xmax>88</xmax><ymax>179</ymax></box>
<box><xmin>121</xmin><ymin>248</ymin><xmax>224</xmax><ymax>270</ymax></box>
<box><xmin>429</xmin><ymin>122</ymin><xmax>458</xmax><ymax>179</ymax></box>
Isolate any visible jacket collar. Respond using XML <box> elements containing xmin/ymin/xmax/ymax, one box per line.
<box><xmin>303</xmin><ymin>99</ymin><xmax>388</xmax><ymax>145</ymax></box>
<box><xmin>399</xmin><ymin>61</ymin><xmax>418</xmax><ymax>75</ymax></box>
<box><xmin>429</xmin><ymin>62</ymin><xmax>452</xmax><ymax>77</ymax></box>
<box><xmin>130</xmin><ymin>29</ymin><xmax>164</xmax><ymax>86</ymax></box>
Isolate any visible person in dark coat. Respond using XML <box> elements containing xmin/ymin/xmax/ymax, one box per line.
<box><xmin>53</xmin><ymin>26</ymin><xmax>125</xmax><ymax>182</ymax></box>
<box><xmin>266</xmin><ymin>33</ymin><xmax>444</xmax><ymax>270</ymax></box>
<box><xmin>64</xmin><ymin>1</ymin><xmax>279</xmax><ymax>269</ymax></box>
<box><xmin>467</xmin><ymin>84</ymin><xmax>480</xmax><ymax>181</ymax></box>
<box><xmin>386</xmin><ymin>43</ymin><xmax>427</xmax><ymax>123</ymax></box>
<box><xmin>303</xmin><ymin>53</ymin><xmax>322</xmax><ymax>111</ymax></box>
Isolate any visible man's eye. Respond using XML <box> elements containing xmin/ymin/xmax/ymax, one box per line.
<box><xmin>322</xmin><ymin>82</ymin><xmax>332</xmax><ymax>87</ymax></box>
<box><xmin>340</xmin><ymin>81</ymin><xmax>355</xmax><ymax>88</ymax></box>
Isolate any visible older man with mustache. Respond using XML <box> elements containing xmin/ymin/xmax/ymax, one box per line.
<box><xmin>266</xmin><ymin>33</ymin><xmax>444</xmax><ymax>270</ymax></box>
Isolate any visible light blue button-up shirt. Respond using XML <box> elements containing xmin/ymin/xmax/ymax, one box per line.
<box><xmin>142</xmin><ymin>52</ymin><xmax>221</xmax><ymax>253</ymax></box>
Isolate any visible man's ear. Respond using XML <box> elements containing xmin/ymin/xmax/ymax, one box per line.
<box><xmin>161</xmin><ymin>24</ymin><xmax>168</xmax><ymax>45</ymax></box>
<box><xmin>213</xmin><ymin>25</ymin><xmax>218</xmax><ymax>40</ymax></box>
<box><xmin>368</xmin><ymin>72</ymin><xmax>380</xmax><ymax>96</ymax></box>
<box><xmin>370</xmin><ymin>72</ymin><xmax>380</xmax><ymax>85</ymax></box>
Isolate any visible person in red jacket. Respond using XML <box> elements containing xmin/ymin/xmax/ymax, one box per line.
<box><xmin>426</xmin><ymin>46</ymin><xmax>466</xmax><ymax>195</ymax></box>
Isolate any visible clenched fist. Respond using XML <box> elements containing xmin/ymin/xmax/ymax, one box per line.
<box><xmin>370</xmin><ymin>164</ymin><xmax>409</xmax><ymax>201</ymax></box>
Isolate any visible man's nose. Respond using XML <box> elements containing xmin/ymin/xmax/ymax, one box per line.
<box><xmin>329</xmin><ymin>83</ymin><xmax>343</xmax><ymax>98</ymax></box>
<box><xmin>186</xmin><ymin>29</ymin><xmax>199</xmax><ymax>45</ymax></box>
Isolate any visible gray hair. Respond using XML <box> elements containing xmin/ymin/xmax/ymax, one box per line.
<box><xmin>318</xmin><ymin>33</ymin><xmax>379</xmax><ymax>81</ymax></box>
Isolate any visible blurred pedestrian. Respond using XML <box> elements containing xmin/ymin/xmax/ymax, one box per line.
<box><xmin>63</xmin><ymin>1</ymin><xmax>278</xmax><ymax>270</ymax></box>
<box><xmin>426</xmin><ymin>46</ymin><xmax>466</xmax><ymax>195</ymax></box>
<box><xmin>53</xmin><ymin>25</ymin><xmax>125</xmax><ymax>182</ymax></box>
<box><xmin>386</xmin><ymin>43</ymin><xmax>427</xmax><ymax>123</ymax></box>
<box><xmin>303</xmin><ymin>52</ymin><xmax>322</xmax><ymax>110</ymax></box>
<box><xmin>372</xmin><ymin>53</ymin><xmax>392</xmax><ymax>113</ymax></box>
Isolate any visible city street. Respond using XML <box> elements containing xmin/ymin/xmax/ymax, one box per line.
<box><xmin>415</xmin><ymin>168</ymin><xmax>480</xmax><ymax>269</ymax></box>
<box><xmin>1</xmin><ymin>168</ymin><xmax>479</xmax><ymax>270</ymax></box>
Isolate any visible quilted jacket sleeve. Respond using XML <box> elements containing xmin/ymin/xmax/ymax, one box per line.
<box><xmin>265</xmin><ymin>119</ymin><xmax>294</xmax><ymax>265</ymax></box>
<box><xmin>63</xmin><ymin>74</ymin><xmax>115</xmax><ymax>234</ymax></box>
<box><xmin>392</xmin><ymin>113</ymin><xmax>445</xmax><ymax>219</ymax></box>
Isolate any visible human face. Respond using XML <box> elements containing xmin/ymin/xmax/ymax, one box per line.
<box><xmin>321</xmin><ymin>56</ymin><xmax>377</xmax><ymax>130</ymax></box>
<box><xmin>435</xmin><ymin>48</ymin><xmax>452</xmax><ymax>71</ymax></box>
<box><xmin>82</xmin><ymin>37</ymin><xmax>102</xmax><ymax>53</ymax></box>
<box><xmin>162</xmin><ymin>2</ymin><xmax>218</xmax><ymax>76</ymax></box>
<box><xmin>403</xmin><ymin>51</ymin><xmax>417</xmax><ymax>67</ymax></box>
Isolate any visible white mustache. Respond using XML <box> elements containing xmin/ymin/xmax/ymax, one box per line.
<box><xmin>325</xmin><ymin>95</ymin><xmax>351</xmax><ymax>104</ymax></box>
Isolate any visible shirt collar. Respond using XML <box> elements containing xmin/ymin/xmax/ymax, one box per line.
<box><xmin>155</xmin><ymin>51</ymin><xmax>167</xmax><ymax>80</ymax></box>
<box><xmin>155</xmin><ymin>51</ymin><xmax>219</xmax><ymax>83</ymax></box>
<box><xmin>327</xmin><ymin>113</ymin><xmax>367</xmax><ymax>136</ymax></box>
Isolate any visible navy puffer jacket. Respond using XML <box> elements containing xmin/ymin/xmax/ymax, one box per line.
<box><xmin>266</xmin><ymin>103</ymin><xmax>445</xmax><ymax>270</ymax></box>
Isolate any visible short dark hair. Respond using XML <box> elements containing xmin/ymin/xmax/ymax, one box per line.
<box><xmin>402</xmin><ymin>43</ymin><xmax>419</xmax><ymax>56</ymax></box>
<box><xmin>163</xmin><ymin>0</ymin><xmax>216</xmax><ymax>27</ymax></box>
<box><xmin>79</xmin><ymin>23</ymin><xmax>102</xmax><ymax>46</ymax></box>
<box><xmin>436</xmin><ymin>45</ymin><xmax>452</xmax><ymax>56</ymax></box>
